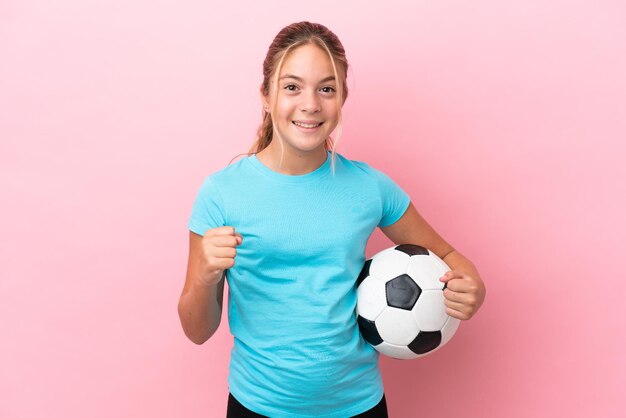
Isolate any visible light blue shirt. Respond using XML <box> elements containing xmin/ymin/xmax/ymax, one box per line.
<box><xmin>188</xmin><ymin>150</ymin><xmax>411</xmax><ymax>417</ymax></box>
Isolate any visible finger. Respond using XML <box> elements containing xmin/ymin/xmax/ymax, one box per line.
<box><xmin>206</xmin><ymin>226</ymin><xmax>238</xmax><ymax>237</ymax></box>
<box><xmin>443</xmin><ymin>288</ymin><xmax>470</xmax><ymax>304</ymax></box>
<box><xmin>209</xmin><ymin>255</ymin><xmax>236</xmax><ymax>270</ymax></box>
<box><xmin>443</xmin><ymin>298</ymin><xmax>467</xmax><ymax>312</ymax></box>
<box><xmin>444</xmin><ymin>306</ymin><xmax>469</xmax><ymax>321</ymax></box>
<box><xmin>446</xmin><ymin>276</ymin><xmax>478</xmax><ymax>293</ymax></box>
<box><xmin>210</xmin><ymin>245</ymin><xmax>237</xmax><ymax>258</ymax></box>
<box><xmin>439</xmin><ymin>270</ymin><xmax>461</xmax><ymax>283</ymax></box>
<box><xmin>208</xmin><ymin>235</ymin><xmax>240</xmax><ymax>248</ymax></box>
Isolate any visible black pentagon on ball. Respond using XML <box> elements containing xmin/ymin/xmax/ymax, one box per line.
<box><xmin>356</xmin><ymin>259</ymin><xmax>372</xmax><ymax>288</ymax></box>
<box><xmin>357</xmin><ymin>315</ymin><xmax>383</xmax><ymax>345</ymax></box>
<box><xmin>386</xmin><ymin>274</ymin><xmax>422</xmax><ymax>310</ymax></box>
<box><xmin>408</xmin><ymin>331</ymin><xmax>442</xmax><ymax>354</ymax></box>
<box><xmin>395</xmin><ymin>243</ymin><xmax>429</xmax><ymax>256</ymax></box>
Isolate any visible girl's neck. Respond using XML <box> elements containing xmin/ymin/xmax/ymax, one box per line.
<box><xmin>255</xmin><ymin>143</ymin><xmax>328</xmax><ymax>176</ymax></box>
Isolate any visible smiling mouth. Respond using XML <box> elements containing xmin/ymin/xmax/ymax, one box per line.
<box><xmin>292</xmin><ymin>121</ymin><xmax>323</xmax><ymax>128</ymax></box>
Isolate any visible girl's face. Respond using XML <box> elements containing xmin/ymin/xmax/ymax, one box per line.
<box><xmin>263</xmin><ymin>43</ymin><xmax>341</xmax><ymax>155</ymax></box>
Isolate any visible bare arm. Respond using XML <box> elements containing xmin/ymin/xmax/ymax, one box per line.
<box><xmin>177</xmin><ymin>231</ymin><xmax>225</xmax><ymax>345</ymax></box>
<box><xmin>380</xmin><ymin>202</ymin><xmax>486</xmax><ymax>319</ymax></box>
<box><xmin>380</xmin><ymin>202</ymin><xmax>480</xmax><ymax>278</ymax></box>
<box><xmin>380</xmin><ymin>202</ymin><xmax>455</xmax><ymax>259</ymax></box>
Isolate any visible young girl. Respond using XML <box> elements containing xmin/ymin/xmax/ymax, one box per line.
<box><xmin>178</xmin><ymin>21</ymin><xmax>486</xmax><ymax>418</ymax></box>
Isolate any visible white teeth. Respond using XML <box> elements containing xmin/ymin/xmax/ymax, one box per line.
<box><xmin>293</xmin><ymin>121</ymin><xmax>322</xmax><ymax>128</ymax></box>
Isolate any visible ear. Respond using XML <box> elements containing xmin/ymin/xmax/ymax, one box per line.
<box><xmin>259</xmin><ymin>86</ymin><xmax>269</xmax><ymax>112</ymax></box>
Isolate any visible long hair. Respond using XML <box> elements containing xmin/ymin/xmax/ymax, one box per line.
<box><xmin>228</xmin><ymin>21</ymin><xmax>349</xmax><ymax>174</ymax></box>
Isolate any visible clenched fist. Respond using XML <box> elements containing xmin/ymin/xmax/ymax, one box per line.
<box><xmin>197</xmin><ymin>226</ymin><xmax>243</xmax><ymax>286</ymax></box>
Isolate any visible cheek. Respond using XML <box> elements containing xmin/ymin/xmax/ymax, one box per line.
<box><xmin>325</xmin><ymin>107</ymin><xmax>339</xmax><ymax>122</ymax></box>
<box><xmin>275</xmin><ymin>100</ymin><xmax>295</xmax><ymax>118</ymax></box>
<box><xmin>325</xmin><ymin>98</ymin><xmax>339</xmax><ymax>113</ymax></box>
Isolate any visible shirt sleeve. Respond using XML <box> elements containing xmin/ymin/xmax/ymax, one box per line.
<box><xmin>188</xmin><ymin>176</ymin><xmax>226</xmax><ymax>236</ymax></box>
<box><xmin>369</xmin><ymin>165</ymin><xmax>411</xmax><ymax>228</ymax></box>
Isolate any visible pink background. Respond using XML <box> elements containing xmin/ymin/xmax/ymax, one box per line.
<box><xmin>1</xmin><ymin>1</ymin><xmax>624</xmax><ymax>417</ymax></box>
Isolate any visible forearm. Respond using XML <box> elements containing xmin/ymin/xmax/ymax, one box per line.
<box><xmin>442</xmin><ymin>250</ymin><xmax>481</xmax><ymax>281</ymax></box>
<box><xmin>178</xmin><ymin>275</ymin><xmax>223</xmax><ymax>345</ymax></box>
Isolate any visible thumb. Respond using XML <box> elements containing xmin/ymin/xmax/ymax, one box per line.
<box><xmin>439</xmin><ymin>270</ymin><xmax>454</xmax><ymax>283</ymax></box>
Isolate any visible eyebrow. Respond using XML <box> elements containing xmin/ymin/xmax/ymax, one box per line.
<box><xmin>279</xmin><ymin>74</ymin><xmax>336</xmax><ymax>83</ymax></box>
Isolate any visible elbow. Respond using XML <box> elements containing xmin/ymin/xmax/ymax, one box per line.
<box><xmin>183</xmin><ymin>325</ymin><xmax>217</xmax><ymax>346</ymax></box>
<box><xmin>181</xmin><ymin>317</ymin><xmax>220</xmax><ymax>345</ymax></box>
<box><xmin>177</xmin><ymin>293</ymin><xmax>223</xmax><ymax>345</ymax></box>
<box><xmin>177</xmin><ymin>307</ymin><xmax>220</xmax><ymax>346</ymax></box>
<box><xmin>189</xmin><ymin>334</ymin><xmax>209</xmax><ymax>345</ymax></box>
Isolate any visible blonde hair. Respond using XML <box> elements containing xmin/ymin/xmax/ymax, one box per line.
<box><xmin>228</xmin><ymin>22</ymin><xmax>349</xmax><ymax>175</ymax></box>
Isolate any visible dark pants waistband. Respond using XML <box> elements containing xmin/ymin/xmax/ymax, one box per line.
<box><xmin>226</xmin><ymin>392</ymin><xmax>388</xmax><ymax>418</ymax></box>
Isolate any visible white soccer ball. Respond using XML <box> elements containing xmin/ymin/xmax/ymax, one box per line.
<box><xmin>356</xmin><ymin>244</ymin><xmax>461</xmax><ymax>359</ymax></box>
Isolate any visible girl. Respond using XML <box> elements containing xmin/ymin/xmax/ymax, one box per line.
<box><xmin>178</xmin><ymin>21</ymin><xmax>486</xmax><ymax>418</ymax></box>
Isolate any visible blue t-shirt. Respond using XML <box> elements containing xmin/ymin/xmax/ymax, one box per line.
<box><xmin>188</xmin><ymin>150</ymin><xmax>411</xmax><ymax>418</ymax></box>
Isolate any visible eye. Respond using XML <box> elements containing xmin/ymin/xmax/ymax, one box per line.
<box><xmin>284</xmin><ymin>84</ymin><xmax>298</xmax><ymax>91</ymax></box>
<box><xmin>321</xmin><ymin>86</ymin><xmax>336</xmax><ymax>93</ymax></box>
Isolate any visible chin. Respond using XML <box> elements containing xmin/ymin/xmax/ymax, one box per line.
<box><xmin>284</xmin><ymin>138</ymin><xmax>326</xmax><ymax>151</ymax></box>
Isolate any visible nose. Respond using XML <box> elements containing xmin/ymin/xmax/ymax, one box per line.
<box><xmin>299</xmin><ymin>90</ymin><xmax>321</xmax><ymax>113</ymax></box>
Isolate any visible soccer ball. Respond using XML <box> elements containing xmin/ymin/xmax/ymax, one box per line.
<box><xmin>356</xmin><ymin>244</ymin><xmax>460</xmax><ymax>359</ymax></box>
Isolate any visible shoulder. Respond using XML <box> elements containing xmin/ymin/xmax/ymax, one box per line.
<box><xmin>332</xmin><ymin>152</ymin><xmax>376</xmax><ymax>174</ymax></box>
<box><xmin>334</xmin><ymin>153</ymin><xmax>408</xmax><ymax>205</ymax></box>
<box><xmin>332</xmin><ymin>152</ymin><xmax>389</xmax><ymax>182</ymax></box>
<box><xmin>190</xmin><ymin>155</ymin><xmax>253</xmax><ymax>206</ymax></box>
<box><xmin>198</xmin><ymin>154</ymin><xmax>251</xmax><ymax>186</ymax></box>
